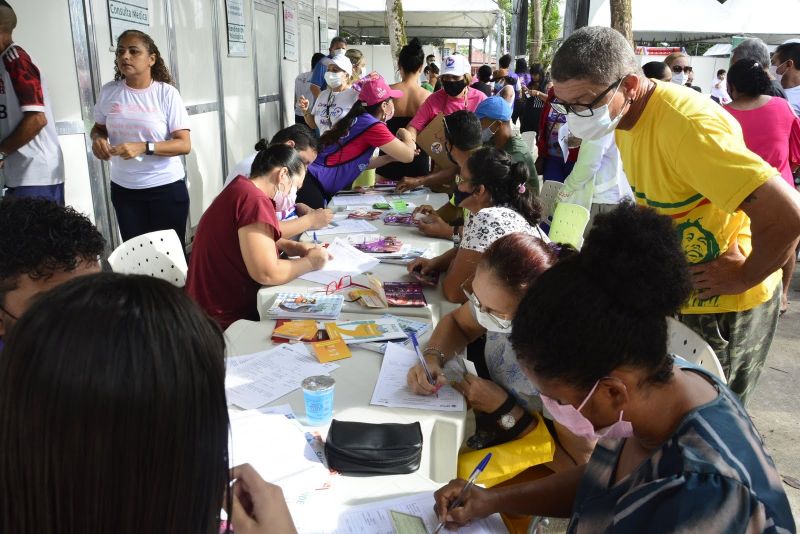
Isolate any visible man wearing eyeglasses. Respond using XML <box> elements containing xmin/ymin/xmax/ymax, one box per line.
<box><xmin>548</xmin><ymin>26</ymin><xmax>800</xmax><ymax>405</ymax></box>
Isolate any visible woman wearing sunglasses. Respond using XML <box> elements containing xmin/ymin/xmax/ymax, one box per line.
<box><xmin>664</xmin><ymin>51</ymin><xmax>692</xmax><ymax>86</ymax></box>
<box><xmin>407</xmin><ymin>233</ymin><xmax>593</xmax><ymax>470</ymax></box>
<box><xmin>407</xmin><ymin>147</ymin><xmax>546</xmax><ymax>304</ymax></box>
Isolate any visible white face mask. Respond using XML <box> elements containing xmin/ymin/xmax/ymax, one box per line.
<box><xmin>332</xmin><ymin>48</ymin><xmax>345</xmax><ymax>57</ymax></box>
<box><xmin>566</xmin><ymin>101</ymin><xmax>626</xmax><ymax>141</ymax></box>
<box><xmin>769</xmin><ymin>63</ymin><xmax>786</xmax><ymax>84</ymax></box>
<box><xmin>671</xmin><ymin>72</ymin><xmax>686</xmax><ymax>85</ymax></box>
<box><xmin>471</xmin><ymin>300</ymin><xmax>512</xmax><ymax>333</ymax></box>
<box><xmin>325</xmin><ymin>71</ymin><xmax>344</xmax><ymax>89</ymax></box>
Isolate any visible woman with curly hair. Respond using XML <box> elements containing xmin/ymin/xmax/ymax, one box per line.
<box><xmin>90</xmin><ymin>30</ymin><xmax>192</xmax><ymax>246</ymax></box>
<box><xmin>433</xmin><ymin>202</ymin><xmax>794</xmax><ymax>533</ymax></box>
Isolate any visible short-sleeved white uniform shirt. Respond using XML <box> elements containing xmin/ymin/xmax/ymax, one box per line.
<box><xmin>94</xmin><ymin>80</ymin><xmax>190</xmax><ymax>189</ymax></box>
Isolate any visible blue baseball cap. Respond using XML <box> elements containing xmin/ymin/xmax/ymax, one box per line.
<box><xmin>474</xmin><ymin>96</ymin><xmax>512</xmax><ymax>121</ymax></box>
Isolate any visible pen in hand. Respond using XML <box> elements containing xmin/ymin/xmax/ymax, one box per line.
<box><xmin>409</xmin><ymin>332</ymin><xmax>440</xmax><ymax>392</ymax></box>
<box><xmin>433</xmin><ymin>452</ymin><xmax>492</xmax><ymax>534</ymax></box>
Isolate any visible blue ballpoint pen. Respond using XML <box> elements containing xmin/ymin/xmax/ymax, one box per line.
<box><xmin>409</xmin><ymin>332</ymin><xmax>437</xmax><ymax>388</ymax></box>
<box><xmin>433</xmin><ymin>453</ymin><xmax>492</xmax><ymax>534</ymax></box>
<box><xmin>313</xmin><ymin>231</ymin><xmax>318</xmax><ymax>244</ymax></box>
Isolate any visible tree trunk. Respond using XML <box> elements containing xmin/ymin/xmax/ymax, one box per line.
<box><xmin>609</xmin><ymin>0</ymin><xmax>633</xmax><ymax>48</ymax></box>
<box><xmin>529</xmin><ymin>0</ymin><xmax>542</xmax><ymax>65</ymax></box>
<box><xmin>386</xmin><ymin>0</ymin><xmax>407</xmax><ymax>68</ymax></box>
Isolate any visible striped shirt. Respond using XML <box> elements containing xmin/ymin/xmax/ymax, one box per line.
<box><xmin>567</xmin><ymin>366</ymin><xmax>794</xmax><ymax>533</ymax></box>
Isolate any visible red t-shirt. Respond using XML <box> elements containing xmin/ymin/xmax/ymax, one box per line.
<box><xmin>725</xmin><ymin>97</ymin><xmax>800</xmax><ymax>187</ymax></box>
<box><xmin>323</xmin><ymin>119</ymin><xmax>396</xmax><ymax>165</ymax></box>
<box><xmin>186</xmin><ymin>176</ymin><xmax>281</xmax><ymax>328</ymax></box>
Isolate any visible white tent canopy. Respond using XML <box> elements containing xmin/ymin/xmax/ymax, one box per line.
<box><xmin>587</xmin><ymin>0</ymin><xmax>799</xmax><ymax>44</ymax></box>
<box><xmin>703</xmin><ymin>43</ymin><xmax>778</xmax><ymax>57</ymax></box>
<box><xmin>339</xmin><ymin>0</ymin><xmax>501</xmax><ymax>40</ymax></box>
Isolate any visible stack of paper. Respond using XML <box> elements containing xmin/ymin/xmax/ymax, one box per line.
<box><xmin>370</xmin><ymin>343</ymin><xmax>465</xmax><ymax>412</ymax></box>
<box><xmin>318</xmin><ymin>493</ymin><xmax>508</xmax><ymax>534</ymax></box>
<box><xmin>324</xmin><ymin>317</ymin><xmax>407</xmax><ymax>345</ymax></box>
<box><xmin>360</xmin><ymin>315</ymin><xmax>431</xmax><ymax>355</ymax></box>
<box><xmin>228</xmin><ymin>410</ymin><xmax>333</xmax><ymax>504</ymax></box>
<box><xmin>299</xmin><ymin>238</ymin><xmax>380</xmax><ymax>286</ymax></box>
<box><xmin>312</xmin><ymin>216</ymin><xmax>378</xmax><ymax>236</ymax></box>
<box><xmin>265</xmin><ymin>292</ymin><xmax>344</xmax><ymax>320</ymax></box>
<box><xmin>225</xmin><ymin>344</ymin><xmax>339</xmax><ymax>409</ymax></box>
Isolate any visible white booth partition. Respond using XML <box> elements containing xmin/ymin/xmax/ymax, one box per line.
<box><xmin>9</xmin><ymin>0</ymin><xmax>338</xmax><ymax>249</ymax></box>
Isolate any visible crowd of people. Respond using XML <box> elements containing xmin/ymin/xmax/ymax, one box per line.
<box><xmin>1</xmin><ymin>0</ymin><xmax>799</xmax><ymax>529</ymax></box>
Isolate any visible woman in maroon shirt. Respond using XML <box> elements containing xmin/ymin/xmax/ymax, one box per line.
<box><xmin>187</xmin><ymin>144</ymin><xmax>329</xmax><ymax>328</ymax></box>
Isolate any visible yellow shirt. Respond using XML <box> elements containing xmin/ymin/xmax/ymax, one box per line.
<box><xmin>615</xmin><ymin>81</ymin><xmax>781</xmax><ymax>314</ymax></box>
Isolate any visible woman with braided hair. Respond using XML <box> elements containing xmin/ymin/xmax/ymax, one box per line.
<box><xmin>90</xmin><ymin>30</ymin><xmax>192</xmax><ymax>247</ymax></box>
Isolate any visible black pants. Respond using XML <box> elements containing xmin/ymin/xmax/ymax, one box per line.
<box><xmin>295</xmin><ymin>171</ymin><xmax>330</xmax><ymax>209</ymax></box>
<box><xmin>110</xmin><ymin>180</ymin><xmax>190</xmax><ymax>247</ymax></box>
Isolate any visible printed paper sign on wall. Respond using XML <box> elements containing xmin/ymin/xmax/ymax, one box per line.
<box><xmin>283</xmin><ymin>2</ymin><xmax>298</xmax><ymax>62</ymax></box>
<box><xmin>108</xmin><ymin>0</ymin><xmax>149</xmax><ymax>46</ymax></box>
<box><xmin>226</xmin><ymin>0</ymin><xmax>248</xmax><ymax>57</ymax></box>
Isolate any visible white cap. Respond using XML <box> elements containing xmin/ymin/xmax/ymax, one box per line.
<box><xmin>330</xmin><ymin>54</ymin><xmax>353</xmax><ymax>76</ymax></box>
<box><xmin>441</xmin><ymin>54</ymin><xmax>471</xmax><ymax>77</ymax></box>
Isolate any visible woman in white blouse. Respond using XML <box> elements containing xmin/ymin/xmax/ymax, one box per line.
<box><xmin>90</xmin><ymin>30</ymin><xmax>191</xmax><ymax>246</ymax></box>
<box><xmin>408</xmin><ymin>146</ymin><xmax>546</xmax><ymax>303</ymax></box>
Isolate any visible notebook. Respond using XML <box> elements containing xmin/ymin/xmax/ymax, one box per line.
<box><xmin>265</xmin><ymin>293</ymin><xmax>344</xmax><ymax>320</ymax></box>
<box><xmin>324</xmin><ymin>318</ymin><xmax>407</xmax><ymax>345</ymax></box>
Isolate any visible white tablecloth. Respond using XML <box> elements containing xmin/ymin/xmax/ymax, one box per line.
<box><xmin>225</xmin><ymin>191</ymin><xmax>468</xmax><ymax>505</ymax></box>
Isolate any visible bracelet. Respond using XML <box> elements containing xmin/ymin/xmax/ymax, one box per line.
<box><xmin>423</xmin><ymin>347</ymin><xmax>446</xmax><ymax>367</ymax></box>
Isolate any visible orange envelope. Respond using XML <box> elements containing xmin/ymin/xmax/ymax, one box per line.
<box><xmin>311</xmin><ymin>338</ymin><xmax>352</xmax><ymax>363</ymax></box>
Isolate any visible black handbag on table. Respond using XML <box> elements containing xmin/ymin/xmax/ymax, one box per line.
<box><xmin>324</xmin><ymin>419</ymin><xmax>423</xmax><ymax>476</ymax></box>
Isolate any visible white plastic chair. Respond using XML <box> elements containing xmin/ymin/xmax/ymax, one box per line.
<box><xmin>538</xmin><ymin>180</ymin><xmax>564</xmax><ymax>225</ymax></box>
<box><xmin>666</xmin><ymin>317</ymin><xmax>727</xmax><ymax>383</ymax></box>
<box><xmin>548</xmin><ymin>202</ymin><xmax>590</xmax><ymax>249</ymax></box>
<box><xmin>108</xmin><ymin>229</ymin><xmax>188</xmax><ymax>287</ymax></box>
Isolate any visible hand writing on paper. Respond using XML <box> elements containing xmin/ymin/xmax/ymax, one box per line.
<box><xmin>395</xmin><ymin>176</ymin><xmax>424</xmax><ymax>193</ymax></box>
<box><xmin>434</xmin><ymin>478</ymin><xmax>494</xmax><ymax>529</ymax></box>
<box><xmin>229</xmin><ymin>463</ymin><xmax>298</xmax><ymax>534</ymax></box>
<box><xmin>307</xmin><ymin>246</ymin><xmax>331</xmax><ymax>270</ymax></box>
<box><xmin>308</xmin><ymin>208</ymin><xmax>334</xmax><ymax>229</ymax></box>
<box><xmin>407</xmin><ymin>356</ymin><xmax>447</xmax><ymax>395</ymax></box>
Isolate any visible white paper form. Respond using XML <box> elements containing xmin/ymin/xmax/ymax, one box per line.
<box><xmin>315</xmin><ymin>492</ymin><xmax>507</xmax><ymax>534</ymax></box>
<box><xmin>228</xmin><ymin>410</ymin><xmax>333</xmax><ymax>502</ymax></box>
<box><xmin>370</xmin><ymin>343</ymin><xmax>465</xmax><ymax>412</ymax></box>
<box><xmin>225</xmin><ymin>344</ymin><xmax>339</xmax><ymax>409</ymax></box>
<box><xmin>299</xmin><ymin>238</ymin><xmax>380</xmax><ymax>286</ymax></box>
<box><xmin>312</xmin><ymin>216</ymin><xmax>378</xmax><ymax>236</ymax></box>
<box><xmin>331</xmin><ymin>194</ymin><xmax>387</xmax><ymax>207</ymax></box>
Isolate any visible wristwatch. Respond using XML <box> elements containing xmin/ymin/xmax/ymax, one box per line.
<box><xmin>145</xmin><ymin>142</ymin><xmax>156</xmax><ymax>155</ymax></box>
<box><xmin>0</xmin><ymin>151</ymin><xmax>6</xmax><ymax>162</ymax></box>
<box><xmin>452</xmin><ymin>225</ymin><xmax>462</xmax><ymax>248</ymax></box>
<box><xmin>498</xmin><ymin>412</ymin><xmax>517</xmax><ymax>430</ymax></box>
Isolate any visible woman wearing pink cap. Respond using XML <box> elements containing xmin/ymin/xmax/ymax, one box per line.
<box><xmin>296</xmin><ymin>74</ymin><xmax>417</xmax><ymax>208</ymax></box>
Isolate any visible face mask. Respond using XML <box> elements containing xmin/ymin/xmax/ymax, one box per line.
<box><xmin>671</xmin><ymin>72</ymin><xmax>686</xmax><ymax>85</ymax></box>
<box><xmin>325</xmin><ymin>71</ymin><xmax>344</xmax><ymax>88</ymax></box>
<box><xmin>471</xmin><ymin>300</ymin><xmax>512</xmax><ymax>333</ymax></box>
<box><xmin>442</xmin><ymin>79</ymin><xmax>467</xmax><ymax>97</ymax></box>
<box><xmin>770</xmin><ymin>63</ymin><xmax>786</xmax><ymax>84</ymax></box>
<box><xmin>566</xmin><ymin>99</ymin><xmax>626</xmax><ymax>141</ymax></box>
<box><xmin>332</xmin><ymin>48</ymin><xmax>345</xmax><ymax>57</ymax></box>
<box><xmin>540</xmin><ymin>380</ymin><xmax>634</xmax><ymax>441</ymax></box>
<box><xmin>453</xmin><ymin>187</ymin><xmax>472</xmax><ymax>206</ymax></box>
<box><xmin>273</xmin><ymin>176</ymin><xmax>298</xmax><ymax>213</ymax></box>
<box><xmin>480</xmin><ymin>122</ymin><xmax>498</xmax><ymax>144</ymax></box>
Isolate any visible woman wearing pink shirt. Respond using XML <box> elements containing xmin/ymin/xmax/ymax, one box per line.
<box><xmin>725</xmin><ymin>59</ymin><xmax>800</xmax><ymax>314</ymax></box>
<box><xmin>396</xmin><ymin>54</ymin><xmax>487</xmax><ymax>193</ymax></box>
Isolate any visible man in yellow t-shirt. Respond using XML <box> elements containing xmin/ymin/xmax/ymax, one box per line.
<box><xmin>549</xmin><ymin>27</ymin><xmax>800</xmax><ymax>404</ymax></box>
